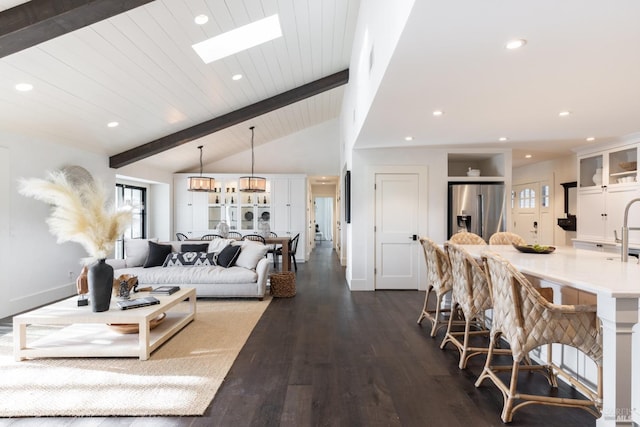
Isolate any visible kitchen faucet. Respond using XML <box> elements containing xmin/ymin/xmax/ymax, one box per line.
<box><xmin>616</xmin><ymin>198</ymin><xmax>640</xmax><ymax>262</ymax></box>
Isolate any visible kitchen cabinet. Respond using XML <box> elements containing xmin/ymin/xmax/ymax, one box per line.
<box><xmin>576</xmin><ymin>142</ymin><xmax>640</xmax><ymax>246</ymax></box>
<box><xmin>173</xmin><ymin>176</ymin><xmax>209</xmax><ymax>238</ymax></box>
<box><xmin>205</xmin><ymin>179</ymin><xmax>271</xmax><ymax>232</ymax></box>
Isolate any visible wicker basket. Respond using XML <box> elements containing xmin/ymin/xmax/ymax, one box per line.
<box><xmin>270</xmin><ymin>271</ymin><xmax>296</xmax><ymax>297</ymax></box>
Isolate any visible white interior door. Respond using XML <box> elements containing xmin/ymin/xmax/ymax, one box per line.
<box><xmin>375</xmin><ymin>173</ymin><xmax>420</xmax><ymax>289</ymax></box>
<box><xmin>0</xmin><ymin>147</ymin><xmax>9</xmax><ymax>317</ymax></box>
<box><xmin>513</xmin><ymin>181</ymin><xmax>553</xmax><ymax>244</ymax></box>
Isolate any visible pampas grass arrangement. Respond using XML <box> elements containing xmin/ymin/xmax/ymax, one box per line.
<box><xmin>18</xmin><ymin>167</ymin><xmax>132</xmax><ymax>262</ymax></box>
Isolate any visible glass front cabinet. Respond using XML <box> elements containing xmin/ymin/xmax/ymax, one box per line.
<box><xmin>205</xmin><ymin>179</ymin><xmax>271</xmax><ymax>232</ymax></box>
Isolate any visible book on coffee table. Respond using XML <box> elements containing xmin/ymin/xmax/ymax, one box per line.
<box><xmin>151</xmin><ymin>286</ymin><xmax>181</xmax><ymax>295</ymax></box>
<box><xmin>117</xmin><ymin>296</ymin><xmax>160</xmax><ymax>310</ymax></box>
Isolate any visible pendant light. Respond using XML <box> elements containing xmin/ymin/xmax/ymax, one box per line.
<box><xmin>238</xmin><ymin>126</ymin><xmax>266</xmax><ymax>192</ymax></box>
<box><xmin>187</xmin><ymin>145</ymin><xmax>215</xmax><ymax>192</ymax></box>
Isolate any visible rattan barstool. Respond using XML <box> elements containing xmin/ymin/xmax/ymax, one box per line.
<box><xmin>477</xmin><ymin>251</ymin><xmax>603</xmax><ymax>423</ymax></box>
<box><xmin>448</xmin><ymin>231</ymin><xmax>486</xmax><ymax>245</ymax></box>
<box><xmin>488</xmin><ymin>231</ymin><xmax>526</xmax><ymax>246</ymax></box>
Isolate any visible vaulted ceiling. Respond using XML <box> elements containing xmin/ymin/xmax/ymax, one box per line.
<box><xmin>2</xmin><ymin>1</ymin><xmax>640</xmax><ymax>176</ymax></box>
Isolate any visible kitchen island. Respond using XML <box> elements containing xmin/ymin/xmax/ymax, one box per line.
<box><xmin>460</xmin><ymin>245</ymin><xmax>640</xmax><ymax>427</ymax></box>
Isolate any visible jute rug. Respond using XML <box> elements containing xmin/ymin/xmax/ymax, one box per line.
<box><xmin>0</xmin><ymin>297</ymin><xmax>270</xmax><ymax>417</ymax></box>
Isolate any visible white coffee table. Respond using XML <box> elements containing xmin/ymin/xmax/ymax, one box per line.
<box><xmin>13</xmin><ymin>287</ymin><xmax>196</xmax><ymax>361</ymax></box>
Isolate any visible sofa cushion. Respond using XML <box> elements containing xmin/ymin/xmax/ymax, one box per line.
<box><xmin>125</xmin><ymin>238</ymin><xmax>158</xmax><ymax>267</ymax></box>
<box><xmin>114</xmin><ymin>265</ymin><xmax>258</xmax><ymax>285</ymax></box>
<box><xmin>181</xmin><ymin>243</ymin><xmax>209</xmax><ymax>252</ymax></box>
<box><xmin>208</xmin><ymin>238</ymin><xmax>235</xmax><ymax>253</ymax></box>
<box><xmin>217</xmin><ymin>244</ymin><xmax>241</xmax><ymax>268</ymax></box>
<box><xmin>233</xmin><ymin>240</ymin><xmax>269</xmax><ymax>270</ymax></box>
<box><xmin>163</xmin><ymin>252</ymin><xmax>216</xmax><ymax>267</ymax></box>
<box><xmin>143</xmin><ymin>241</ymin><xmax>173</xmax><ymax>268</ymax></box>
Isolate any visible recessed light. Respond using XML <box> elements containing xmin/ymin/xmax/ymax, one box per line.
<box><xmin>232</xmin><ymin>74</ymin><xmax>243</xmax><ymax>81</ymax></box>
<box><xmin>15</xmin><ymin>83</ymin><xmax>33</xmax><ymax>91</ymax></box>
<box><xmin>505</xmin><ymin>39</ymin><xmax>527</xmax><ymax>50</ymax></box>
<box><xmin>194</xmin><ymin>14</ymin><xmax>209</xmax><ymax>25</ymax></box>
<box><xmin>192</xmin><ymin>14</ymin><xmax>282</xmax><ymax>64</ymax></box>
<box><xmin>559</xmin><ymin>111</ymin><xmax>571</xmax><ymax>117</ymax></box>
<box><xmin>432</xmin><ymin>110</ymin><xmax>443</xmax><ymax>117</ymax></box>
<box><xmin>499</xmin><ymin>137</ymin><xmax>508</xmax><ymax>142</ymax></box>
<box><xmin>404</xmin><ymin>136</ymin><xmax>414</xmax><ymax>141</ymax></box>
<box><xmin>525</xmin><ymin>154</ymin><xmax>532</xmax><ymax>159</ymax></box>
<box><xmin>107</xmin><ymin>121</ymin><xmax>119</xmax><ymax>128</ymax></box>
<box><xmin>586</xmin><ymin>137</ymin><xmax>595</xmax><ymax>142</ymax></box>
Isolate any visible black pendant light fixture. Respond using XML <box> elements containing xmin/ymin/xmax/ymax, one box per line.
<box><xmin>187</xmin><ymin>145</ymin><xmax>215</xmax><ymax>192</ymax></box>
<box><xmin>238</xmin><ymin>126</ymin><xmax>266</xmax><ymax>192</ymax></box>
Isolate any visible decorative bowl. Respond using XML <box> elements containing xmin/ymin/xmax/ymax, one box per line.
<box><xmin>512</xmin><ymin>244</ymin><xmax>556</xmax><ymax>254</ymax></box>
<box><xmin>467</xmin><ymin>168</ymin><xmax>481</xmax><ymax>177</ymax></box>
<box><xmin>108</xmin><ymin>312</ymin><xmax>166</xmax><ymax>334</ymax></box>
<box><xmin>244</xmin><ymin>211</ymin><xmax>254</xmax><ymax>221</ymax></box>
<box><xmin>619</xmin><ymin>161</ymin><xmax>637</xmax><ymax>171</ymax></box>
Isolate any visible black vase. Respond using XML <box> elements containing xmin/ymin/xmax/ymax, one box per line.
<box><xmin>88</xmin><ymin>258</ymin><xmax>113</xmax><ymax>312</ymax></box>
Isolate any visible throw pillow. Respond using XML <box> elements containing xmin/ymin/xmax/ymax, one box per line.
<box><xmin>143</xmin><ymin>241</ymin><xmax>173</xmax><ymax>268</ymax></box>
<box><xmin>163</xmin><ymin>252</ymin><xmax>216</xmax><ymax>267</ymax></box>
<box><xmin>125</xmin><ymin>238</ymin><xmax>158</xmax><ymax>267</ymax></box>
<box><xmin>216</xmin><ymin>244</ymin><xmax>242</xmax><ymax>268</ymax></box>
<box><xmin>234</xmin><ymin>240</ymin><xmax>268</xmax><ymax>270</ymax></box>
<box><xmin>208</xmin><ymin>238</ymin><xmax>235</xmax><ymax>253</ymax></box>
<box><xmin>181</xmin><ymin>243</ymin><xmax>209</xmax><ymax>252</ymax></box>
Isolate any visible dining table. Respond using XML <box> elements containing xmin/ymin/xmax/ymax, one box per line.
<box><xmin>460</xmin><ymin>244</ymin><xmax>640</xmax><ymax>427</ymax></box>
<box><xmin>264</xmin><ymin>235</ymin><xmax>293</xmax><ymax>271</ymax></box>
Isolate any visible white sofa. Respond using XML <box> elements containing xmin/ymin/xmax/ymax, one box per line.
<box><xmin>107</xmin><ymin>238</ymin><xmax>269</xmax><ymax>299</ymax></box>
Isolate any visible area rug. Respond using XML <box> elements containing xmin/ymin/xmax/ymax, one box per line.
<box><xmin>0</xmin><ymin>297</ymin><xmax>270</xmax><ymax>417</ymax></box>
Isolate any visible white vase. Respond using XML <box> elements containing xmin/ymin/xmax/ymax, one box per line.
<box><xmin>592</xmin><ymin>168</ymin><xmax>603</xmax><ymax>186</ymax></box>
<box><xmin>216</xmin><ymin>220</ymin><xmax>229</xmax><ymax>237</ymax></box>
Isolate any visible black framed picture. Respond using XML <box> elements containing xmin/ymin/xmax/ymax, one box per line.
<box><xmin>344</xmin><ymin>170</ymin><xmax>351</xmax><ymax>224</ymax></box>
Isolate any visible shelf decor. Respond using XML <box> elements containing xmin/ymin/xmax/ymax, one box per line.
<box><xmin>239</xmin><ymin>126</ymin><xmax>267</xmax><ymax>193</ymax></box>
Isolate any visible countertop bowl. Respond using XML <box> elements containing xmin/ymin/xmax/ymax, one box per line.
<box><xmin>467</xmin><ymin>169</ymin><xmax>481</xmax><ymax>177</ymax></box>
<box><xmin>512</xmin><ymin>244</ymin><xmax>556</xmax><ymax>254</ymax></box>
<box><xmin>619</xmin><ymin>161</ymin><xmax>637</xmax><ymax>171</ymax></box>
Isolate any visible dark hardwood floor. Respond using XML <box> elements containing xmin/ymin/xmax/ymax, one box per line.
<box><xmin>0</xmin><ymin>241</ymin><xmax>596</xmax><ymax>427</ymax></box>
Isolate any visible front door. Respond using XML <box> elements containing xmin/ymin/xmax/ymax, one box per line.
<box><xmin>375</xmin><ymin>173</ymin><xmax>420</xmax><ymax>289</ymax></box>
<box><xmin>513</xmin><ymin>181</ymin><xmax>552</xmax><ymax>244</ymax></box>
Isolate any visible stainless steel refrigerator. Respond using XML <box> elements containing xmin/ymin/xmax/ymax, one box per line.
<box><xmin>448</xmin><ymin>183</ymin><xmax>507</xmax><ymax>242</ymax></box>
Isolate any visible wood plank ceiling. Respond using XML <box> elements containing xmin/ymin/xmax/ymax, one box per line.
<box><xmin>0</xmin><ymin>0</ymin><xmax>359</xmax><ymax>172</ymax></box>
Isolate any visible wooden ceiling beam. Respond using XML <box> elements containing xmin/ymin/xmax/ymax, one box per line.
<box><xmin>0</xmin><ymin>0</ymin><xmax>155</xmax><ymax>58</ymax></box>
<box><xmin>109</xmin><ymin>69</ymin><xmax>350</xmax><ymax>169</ymax></box>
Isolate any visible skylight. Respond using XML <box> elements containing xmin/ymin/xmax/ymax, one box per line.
<box><xmin>192</xmin><ymin>14</ymin><xmax>282</xmax><ymax>64</ymax></box>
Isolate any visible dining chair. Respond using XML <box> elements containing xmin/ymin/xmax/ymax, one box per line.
<box><xmin>488</xmin><ymin>231</ymin><xmax>526</xmax><ymax>246</ymax></box>
<box><xmin>448</xmin><ymin>231</ymin><xmax>486</xmax><ymax>245</ymax></box>
<box><xmin>176</xmin><ymin>232</ymin><xmax>188</xmax><ymax>241</ymax></box>
<box><xmin>417</xmin><ymin>237</ymin><xmax>464</xmax><ymax>337</ymax></box>
<box><xmin>241</xmin><ymin>234</ymin><xmax>266</xmax><ymax>244</ymax></box>
<box><xmin>227</xmin><ymin>231</ymin><xmax>242</xmax><ymax>239</ymax></box>
<box><xmin>266</xmin><ymin>231</ymin><xmax>279</xmax><ymax>260</ymax></box>
<box><xmin>200</xmin><ymin>234</ymin><xmax>224</xmax><ymax>241</ymax></box>
<box><xmin>273</xmin><ymin>233</ymin><xmax>299</xmax><ymax>271</ymax></box>
<box><xmin>440</xmin><ymin>242</ymin><xmax>511</xmax><ymax>369</ymax></box>
<box><xmin>477</xmin><ymin>251</ymin><xmax>602</xmax><ymax>423</ymax></box>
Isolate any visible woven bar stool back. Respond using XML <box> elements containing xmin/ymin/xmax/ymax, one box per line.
<box><xmin>448</xmin><ymin>231</ymin><xmax>486</xmax><ymax>245</ymax></box>
<box><xmin>488</xmin><ymin>231</ymin><xmax>526</xmax><ymax>245</ymax></box>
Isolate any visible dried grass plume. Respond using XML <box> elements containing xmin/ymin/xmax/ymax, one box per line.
<box><xmin>18</xmin><ymin>167</ymin><xmax>132</xmax><ymax>262</ymax></box>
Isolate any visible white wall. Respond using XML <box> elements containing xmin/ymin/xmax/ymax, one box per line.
<box><xmin>0</xmin><ymin>131</ymin><xmax>115</xmax><ymax>318</ymax></box>
<box><xmin>349</xmin><ymin>147</ymin><xmax>448</xmax><ymax>291</ymax></box>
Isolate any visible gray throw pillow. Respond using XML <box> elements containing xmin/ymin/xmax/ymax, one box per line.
<box><xmin>216</xmin><ymin>245</ymin><xmax>242</xmax><ymax>268</ymax></box>
<box><xmin>143</xmin><ymin>241</ymin><xmax>172</xmax><ymax>268</ymax></box>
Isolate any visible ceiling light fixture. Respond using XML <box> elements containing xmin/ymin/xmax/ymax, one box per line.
<box><xmin>404</xmin><ymin>136</ymin><xmax>413</xmax><ymax>141</ymax></box>
<box><xmin>192</xmin><ymin>14</ymin><xmax>282</xmax><ymax>64</ymax></box>
<box><xmin>187</xmin><ymin>145</ymin><xmax>215</xmax><ymax>192</ymax></box>
<box><xmin>194</xmin><ymin>14</ymin><xmax>209</xmax><ymax>25</ymax></box>
<box><xmin>238</xmin><ymin>126</ymin><xmax>266</xmax><ymax>193</ymax></box>
<box><xmin>432</xmin><ymin>110</ymin><xmax>443</xmax><ymax>117</ymax></box>
<box><xmin>525</xmin><ymin>154</ymin><xmax>532</xmax><ymax>159</ymax></box>
<box><xmin>505</xmin><ymin>39</ymin><xmax>527</xmax><ymax>50</ymax></box>
<box><xmin>232</xmin><ymin>74</ymin><xmax>243</xmax><ymax>81</ymax></box>
<box><xmin>559</xmin><ymin>111</ymin><xmax>571</xmax><ymax>117</ymax></box>
<box><xmin>15</xmin><ymin>83</ymin><xmax>33</xmax><ymax>91</ymax></box>
<box><xmin>107</xmin><ymin>121</ymin><xmax>119</xmax><ymax>128</ymax></box>
<box><xmin>499</xmin><ymin>137</ymin><xmax>508</xmax><ymax>142</ymax></box>
<box><xmin>586</xmin><ymin>137</ymin><xmax>596</xmax><ymax>142</ymax></box>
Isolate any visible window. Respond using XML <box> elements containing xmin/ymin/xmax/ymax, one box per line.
<box><xmin>115</xmin><ymin>184</ymin><xmax>147</xmax><ymax>258</ymax></box>
<box><xmin>541</xmin><ymin>184</ymin><xmax>550</xmax><ymax>208</ymax></box>
<box><xmin>518</xmin><ymin>188</ymin><xmax>536</xmax><ymax>209</ymax></box>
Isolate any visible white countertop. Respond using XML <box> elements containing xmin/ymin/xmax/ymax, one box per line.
<box><xmin>459</xmin><ymin>245</ymin><xmax>640</xmax><ymax>298</ymax></box>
